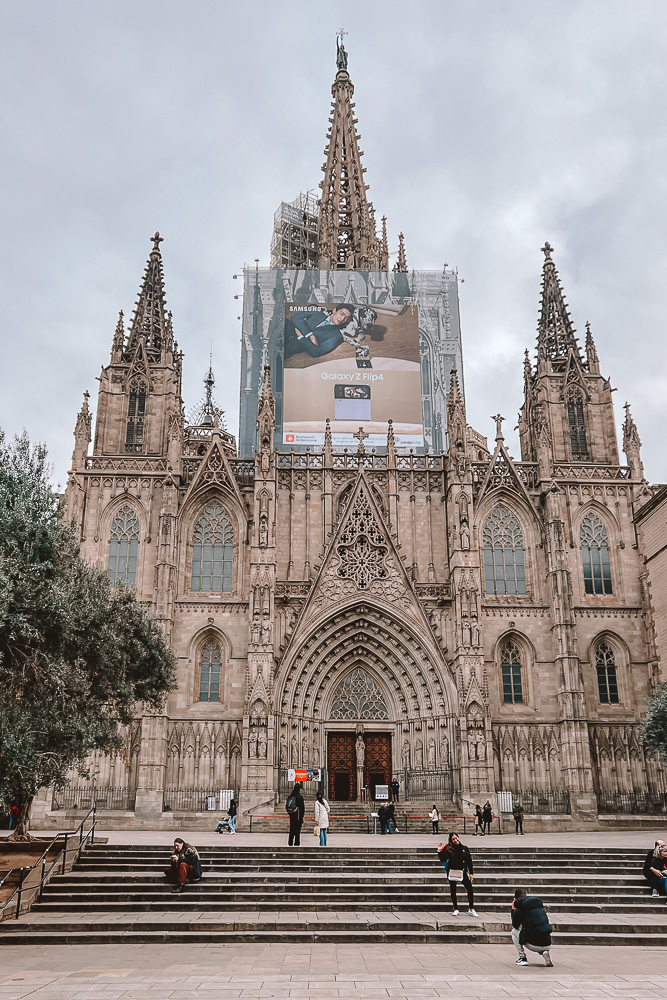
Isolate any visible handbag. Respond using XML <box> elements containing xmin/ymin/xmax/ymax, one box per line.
<box><xmin>447</xmin><ymin>868</ymin><xmax>464</xmax><ymax>882</ymax></box>
<box><xmin>314</xmin><ymin>824</ymin><xmax>320</xmax><ymax>837</ymax></box>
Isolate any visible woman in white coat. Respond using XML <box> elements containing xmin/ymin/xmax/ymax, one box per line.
<box><xmin>314</xmin><ymin>791</ymin><xmax>331</xmax><ymax>847</ymax></box>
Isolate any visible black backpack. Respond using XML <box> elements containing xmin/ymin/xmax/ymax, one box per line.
<box><xmin>286</xmin><ymin>793</ymin><xmax>298</xmax><ymax>815</ymax></box>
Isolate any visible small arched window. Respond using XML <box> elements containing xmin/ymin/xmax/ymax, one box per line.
<box><xmin>566</xmin><ymin>388</ymin><xmax>588</xmax><ymax>460</ymax></box>
<box><xmin>500</xmin><ymin>639</ymin><xmax>523</xmax><ymax>704</ymax></box>
<box><xmin>199</xmin><ymin>639</ymin><xmax>221</xmax><ymax>702</ymax></box>
<box><xmin>126</xmin><ymin>381</ymin><xmax>147</xmax><ymax>452</ymax></box>
<box><xmin>580</xmin><ymin>512</ymin><xmax>612</xmax><ymax>595</ymax></box>
<box><xmin>108</xmin><ymin>505</ymin><xmax>140</xmax><ymax>586</ymax></box>
<box><xmin>191</xmin><ymin>503</ymin><xmax>233</xmax><ymax>593</ymax></box>
<box><xmin>483</xmin><ymin>506</ymin><xmax>527</xmax><ymax>595</ymax></box>
<box><xmin>595</xmin><ymin>641</ymin><xmax>619</xmax><ymax>704</ymax></box>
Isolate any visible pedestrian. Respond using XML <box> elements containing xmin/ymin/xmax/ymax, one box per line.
<box><xmin>391</xmin><ymin>778</ymin><xmax>400</xmax><ymax>802</ymax></box>
<box><xmin>384</xmin><ymin>800</ymin><xmax>396</xmax><ymax>834</ymax></box>
<box><xmin>512</xmin><ymin>801</ymin><xmax>524</xmax><ymax>835</ymax></box>
<box><xmin>8</xmin><ymin>805</ymin><xmax>18</xmax><ymax>830</ymax></box>
<box><xmin>474</xmin><ymin>804</ymin><xmax>484</xmax><ymax>836</ymax></box>
<box><xmin>314</xmin><ymin>791</ymin><xmax>330</xmax><ymax>847</ymax></box>
<box><xmin>227</xmin><ymin>797</ymin><xmax>237</xmax><ymax>834</ymax></box>
<box><xmin>164</xmin><ymin>838</ymin><xmax>202</xmax><ymax>894</ymax></box>
<box><xmin>429</xmin><ymin>804</ymin><xmax>440</xmax><ymax>835</ymax></box>
<box><xmin>286</xmin><ymin>781</ymin><xmax>305</xmax><ymax>846</ymax></box>
<box><xmin>482</xmin><ymin>800</ymin><xmax>493</xmax><ymax>835</ymax></box>
<box><xmin>647</xmin><ymin>845</ymin><xmax>667</xmax><ymax>896</ymax></box>
<box><xmin>437</xmin><ymin>832</ymin><xmax>477</xmax><ymax>917</ymax></box>
<box><xmin>511</xmin><ymin>887</ymin><xmax>553</xmax><ymax>966</ymax></box>
<box><xmin>643</xmin><ymin>840</ymin><xmax>666</xmax><ymax>896</ymax></box>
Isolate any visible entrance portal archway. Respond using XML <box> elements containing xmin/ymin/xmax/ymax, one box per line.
<box><xmin>327</xmin><ymin>731</ymin><xmax>392</xmax><ymax>801</ymax></box>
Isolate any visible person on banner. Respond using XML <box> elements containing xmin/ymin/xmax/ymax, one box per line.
<box><xmin>164</xmin><ymin>838</ymin><xmax>202</xmax><ymax>894</ymax></box>
<box><xmin>511</xmin><ymin>887</ymin><xmax>553</xmax><ymax>966</ymax></box>
<box><xmin>286</xmin><ymin>781</ymin><xmax>305</xmax><ymax>847</ymax></box>
<box><xmin>284</xmin><ymin>305</ymin><xmax>354</xmax><ymax>360</ymax></box>
<box><xmin>438</xmin><ymin>832</ymin><xmax>477</xmax><ymax>917</ymax></box>
<box><xmin>314</xmin><ymin>791</ymin><xmax>331</xmax><ymax>847</ymax></box>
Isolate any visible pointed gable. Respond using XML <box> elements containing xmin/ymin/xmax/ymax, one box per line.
<box><xmin>182</xmin><ymin>432</ymin><xmax>246</xmax><ymax>514</ymax></box>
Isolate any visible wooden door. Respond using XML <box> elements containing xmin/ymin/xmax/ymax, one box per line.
<box><xmin>363</xmin><ymin>733</ymin><xmax>392</xmax><ymax>796</ymax></box>
<box><xmin>327</xmin><ymin>733</ymin><xmax>356</xmax><ymax>800</ymax></box>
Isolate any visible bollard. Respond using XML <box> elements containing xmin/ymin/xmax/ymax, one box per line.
<box><xmin>61</xmin><ymin>834</ymin><xmax>68</xmax><ymax>875</ymax></box>
<box><xmin>15</xmin><ymin>868</ymin><xmax>25</xmax><ymax>919</ymax></box>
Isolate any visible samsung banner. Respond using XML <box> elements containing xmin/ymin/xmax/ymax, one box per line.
<box><xmin>238</xmin><ymin>268</ymin><xmax>463</xmax><ymax>457</ymax></box>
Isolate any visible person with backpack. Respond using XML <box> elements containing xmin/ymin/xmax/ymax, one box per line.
<box><xmin>512</xmin><ymin>801</ymin><xmax>524</xmax><ymax>835</ymax></box>
<box><xmin>482</xmin><ymin>800</ymin><xmax>493</xmax><ymax>835</ymax></box>
<box><xmin>511</xmin><ymin>887</ymin><xmax>553</xmax><ymax>966</ymax></box>
<box><xmin>438</xmin><ymin>832</ymin><xmax>477</xmax><ymax>917</ymax></box>
<box><xmin>286</xmin><ymin>782</ymin><xmax>305</xmax><ymax>846</ymax></box>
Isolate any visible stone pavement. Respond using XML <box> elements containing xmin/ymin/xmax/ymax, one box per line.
<box><xmin>1</xmin><ymin>943</ymin><xmax>667</xmax><ymax>999</ymax></box>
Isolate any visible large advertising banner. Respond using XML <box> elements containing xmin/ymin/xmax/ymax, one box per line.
<box><xmin>238</xmin><ymin>268</ymin><xmax>463</xmax><ymax>457</ymax></box>
<box><xmin>283</xmin><ymin>301</ymin><xmax>422</xmax><ymax>449</ymax></box>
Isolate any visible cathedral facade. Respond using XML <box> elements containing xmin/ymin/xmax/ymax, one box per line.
<box><xmin>46</xmin><ymin>49</ymin><xmax>664</xmax><ymax>829</ymax></box>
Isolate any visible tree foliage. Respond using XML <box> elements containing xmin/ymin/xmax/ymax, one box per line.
<box><xmin>0</xmin><ymin>430</ymin><xmax>176</xmax><ymax>836</ymax></box>
<box><xmin>643</xmin><ymin>682</ymin><xmax>667</xmax><ymax>764</ymax></box>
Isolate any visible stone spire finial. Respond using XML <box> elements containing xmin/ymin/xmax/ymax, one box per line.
<box><xmin>317</xmin><ymin>41</ymin><xmax>387</xmax><ymax>271</ymax></box>
<box><xmin>125</xmin><ymin>233</ymin><xmax>169</xmax><ymax>361</ymax></box>
<box><xmin>324</xmin><ymin>417</ymin><xmax>333</xmax><ymax>464</ymax></box>
<box><xmin>523</xmin><ymin>348</ymin><xmax>532</xmax><ymax>385</ymax></box>
<box><xmin>353</xmin><ymin>425</ymin><xmax>369</xmax><ymax>455</ymax></box>
<box><xmin>202</xmin><ymin>357</ymin><xmax>215</xmax><ymax>427</ymax></box>
<box><xmin>585</xmin><ymin>320</ymin><xmax>599</xmax><ymax>373</ymax></box>
<box><xmin>72</xmin><ymin>390</ymin><xmax>92</xmax><ymax>469</ymax></box>
<box><xmin>536</xmin><ymin>242</ymin><xmax>582</xmax><ymax>366</ymax></box>
<box><xmin>112</xmin><ymin>310</ymin><xmax>125</xmax><ymax>355</ymax></box>
<box><xmin>386</xmin><ymin>419</ymin><xmax>396</xmax><ymax>466</ymax></box>
<box><xmin>622</xmin><ymin>402</ymin><xmax>643</xmax><ymax>479</ymax></box>
<box><xmin>381</xmin><ymin>215</ymin><xmax>389</xmax><ymax>261</ymax></box>
<box><xmin>394</xmin><ymin>232</ymin><xmax>408</xmax><ymax>273</ymax></box>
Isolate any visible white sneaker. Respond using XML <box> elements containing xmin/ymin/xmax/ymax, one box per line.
<box><xmin>452</xmin><ymin>909</ymin><xmax>459</xmax><ymax>916</ymax></box>
<box><xmin>652</xmin><ymin>889</ymin><xmax>659</xmax><ymax>897</ymax></box>
<box><xmin>543</xmin><ymin>951</ymin><xmax>553</xmax><ymax>967</ymax></box>
<box><xmin>468</xmin><ymin>908</ymin><xmax>478</xmax><ymax>917</ymax></box>
<box><xmin>515</xmin><ymin>957</ymin><xmax>529</xmax><ymax>966</ymax></box>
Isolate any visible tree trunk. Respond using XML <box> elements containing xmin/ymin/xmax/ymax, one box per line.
<box><xmin>8</xmin><ymin>794</ymin><xmax>35</xmax><ymax>842</ymax></box>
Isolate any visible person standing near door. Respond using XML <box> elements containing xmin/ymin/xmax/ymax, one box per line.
<box><xmin>391</xmin><ymin>778</ymin><xmax>400</xmax><ymax>802</ymax></box>
<box><xmin>286</xmin><ymin>782</ymin><xmax>305</xmax><ymax>847</ymax></box>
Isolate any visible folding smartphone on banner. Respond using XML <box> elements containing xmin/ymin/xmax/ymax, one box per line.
<box><xmin>334</xmin><ymin>383</ymin><xmax>371</xmax><ymax>420</ymax></box>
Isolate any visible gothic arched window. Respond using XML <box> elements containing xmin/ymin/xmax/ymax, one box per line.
<box><xmin>191</xmin><ymin>503</ymin><xmax>233</xmax><ymax>593</ymax></box>
<box><xmin>125</xmin><ymin>381</ymin><xmax>147</xmax><ymax>452</ymax></box>
<box><xmin>199</xmin><ymin>639</ymin><xmax>221</xmax><ymax>702</ymax></box>
<box><xmin>483</xmin><ymin>506</ymin><xmax>527</xmax><ymax>595</ymax></box>
<box><xmin>580</xmin><ymin>512</ymin><xmax>612</xmax><ymax>595</ymax></box>
<box><xmin>108</xmin><ymin>505</ymin><xmax>140</xmax><ymax>586</ymax></box>
<box><xmin>595</xmin><ymin>641</ymin><xmax>619</xmax><ymax>704</ymax></box>
<box><xmin>500</xmin><ymin>639</ymin><xmax>523</xmax><ymax>704</ymax></box>
<box><xmin>566</xmin><ymin>388</ymin><xmax>588</xmax><ymax>460</ymax></box>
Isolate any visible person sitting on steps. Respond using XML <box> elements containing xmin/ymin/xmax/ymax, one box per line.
<box><xmin>164</xmin><ymin>838</ymin><xmax>202</xmax><ymax>894</ymax></box>
<box><xmin>643</xmin><ymin>840</ymin><xmax>666</xmax><ymax>896</ymax></box>
<box><xmin>647</xmin><ymin>845</ymin><xmax>667</xmax><ymax>898</ymax></box>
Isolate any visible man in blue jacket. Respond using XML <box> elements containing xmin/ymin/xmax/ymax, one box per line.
<box><xmin>511</xmin><ymin>887</ymin><xmax>553</xmax><ymax>966</ymax></box>
<box><xmin>284</xmin><ymin>305</ymin><xmax>354</xmax><ymax>359</ymax></box>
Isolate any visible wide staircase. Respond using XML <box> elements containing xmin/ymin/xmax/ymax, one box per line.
<box><xmin>0</xmin><ymin>843</ymin><xmax>665</xmax><ymax>945</ymax></box>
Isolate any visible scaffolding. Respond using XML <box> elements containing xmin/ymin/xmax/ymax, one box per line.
<box><xmin>270</xmin><ymin>191</ymin><xmax>319</xmax><ymax>269</ymax></box>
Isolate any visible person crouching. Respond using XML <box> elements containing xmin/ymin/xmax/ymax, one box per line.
<box><xmin>511</xmin><ymin>887</ymin><xmax>553</xmax><ymax>966</ymax></box>
<box><xmin>164</xmin><ymin>838</ymin><xmax>202</xmax><ymax>894</ymax></box>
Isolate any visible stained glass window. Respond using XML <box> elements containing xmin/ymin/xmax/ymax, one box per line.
<box><xmin>500</xmin><ymin>639</ymin><xmax>523</xmax><ymax>704</ymax></box>
<box><xmin>483</xmin><ymin>506</ymin><xmax>527</xmax><ymax>595</ymax></box>
<box><xmin>191</xmin><ymin>503</ymin><xmax>233</xmax><ymax>593</ymax></box>
<box><xmin>580</xmin><ymin>512</ymin><xmax>612</xmax><ymax>595</ymax></box>
<box><xmin>108</xmin><ymin>505</ymin><xmax>139</xmax><ymax>586</ymax></box>
<box><xmin>199</xmin><ymin>639</ymin><xmax>221</xmax><ymax>702</ymax></box>
<box><xmin>596</xmin><ymin>641</ymin><xmax>619</xmax><ymax>704</ymax></box>
<box><xmin>125</xmin><ymin>381</ymin><xmax>147</xmax><ymax>452</ymax></box>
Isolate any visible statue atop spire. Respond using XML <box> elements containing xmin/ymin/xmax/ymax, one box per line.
<box><xmin>317</xmin><ymin>33</ymin><xmax>388</xmax><ymax>271</ymax></box>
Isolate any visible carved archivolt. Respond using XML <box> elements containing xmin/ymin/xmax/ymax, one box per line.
<box><xmin>330</xmin><ymin>667</ymin><xmax>389</xmax><ymax>720</ymax></box>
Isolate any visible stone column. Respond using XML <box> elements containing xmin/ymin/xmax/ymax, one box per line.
<box><xmin>134</xmin><ymin>714</ymin><xmax>168</xmax><ymax>820</ymax></box>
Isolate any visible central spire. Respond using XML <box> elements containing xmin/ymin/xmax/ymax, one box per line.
<box><xmin>317</xmin><ymin>36</ymin><xmax>388</xmax><ymax>271</ymax></box>
<box><xmin>124</xmin><ymin>232</ymin><xmax>169</xmax><ymax>361</ymax></box>
<box><xmin>536</xmin><ymin>242</ymin><xmax>583</xmax><ymax>368</ymax></box>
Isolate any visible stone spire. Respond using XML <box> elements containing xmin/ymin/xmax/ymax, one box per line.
<box><xmin>71</xmin><ymin>390</ymin><xmax>92</xmax><ymax>470</ymax></box>
<box><xmin>585</xmin><ymin>321</ymin><xmax>600</xmax><ymax>374</ymax></box>
<box><xmin>381</xmin><ymin>215</ymin><xmax>389</xmax><ymax>262</ymax></box>
<box><xmin>317</xmin><ymin>36</ymin><xmax>387</xmax><ymax>271</ymax></box>
<box><xmin>257</xmin><ymin>365</ymin><xmax>276</xmax><ymax>469</ymax></box>
<box><xmin>394</xmin><ymin>232</ymin><xmax>408</xmax><ymax>273</ymax></box>
<box><xmin>124</xmin><ymin>232</ymin><xmax>169</xmax><ymax>361</ymax></box>
<box><xmin>111</xmin><ymin>310</ymin><xmax>125</xmax><ymax>360</ymax></box>
<box><xmin>622</xmin><ymin>402</ymin><xmax>644</xmax><ymax>480</ymax></box>
<box><xmin>536</xmin><ymin>242</ymin><xmax>582</xmax><ymax>368</ymax></box>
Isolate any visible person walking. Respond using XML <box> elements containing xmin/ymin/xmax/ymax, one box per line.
<box><xmin>512</xmin><ymin>802</ymin><xmax>524</xmax><ymax>835</ymax></box>
<box><xmin>474</xmin><ymin>804</ymin><xmax>484</xmax><ymax>836</ymax></box>
<box><xmin>511</xmin><ymin>887</ymin><xmax>553</xmax><ymax>966</ymax></box>
<box><xmin>438</xmin><ymin>832</ymin><xmax>478</xmax><ymax>917</ymax></box>
<box><xmin>391</xmin><ymin>778</ymin><xmax>400</xmax><ymax>803</ymax></box>
<box><xmin>643</xmin><ymin>840</ymin><xmax>666</xmax><ymax>896</ymax></box>
<box><xmin>429</xmin><ymin>804</ymin><xmax>440</xmax><ymax>835</ymax></box>
<box><xmin>227</xmin><ymin>797</ymin><xmax>237</xmax><ymax>834</ymax></box>
<box><xmin>314</xmin><ymin>791</ymin><xmax>330</xmax><ymax>847</ymax></box>
<box><xmin>286</xmin><ymin>782</ymin><xmax>305</xmax><ymax>846</ymax></box>
<box><xmin>482</xmin><ymin>800</ymin><xmax>493</xmax><ymax>835</ymax></box>
<box><xmin>164</xmin><ymin>838</ymin><xmax>202</xmax><ymax>894</ymax></box>
<box><xmin>385</xmin><ymin>800</ymin><xmax>396</xmax><ymax>834</ymax></box>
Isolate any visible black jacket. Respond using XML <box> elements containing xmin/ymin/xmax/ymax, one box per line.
<box><xmin>287</xmin><ymin>790</ymin><xmax>305</xmax><ymax>822</ymax></box>
<box><xmin>172</xmin><ymin>846</ymin><xmax>202</xmax><ymax>880</ymax></box>
<box><xmin>438</xmin><ymin>842</ymin><xmax>474</xmax><ymax>876</ymax></box>
<box><xmin>643</xmin><ymin>849</ymin><xmax>656</xmax><ymax>879</ymax></box>
<box><xmin>512</xmin><ymin>896</ymin><xmax>552</xmax><ymax>947</ymax></box>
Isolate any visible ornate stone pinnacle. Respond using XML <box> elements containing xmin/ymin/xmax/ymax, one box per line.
<box><xmin>491</xmin><ymin>413</ymin><xmax>505</xmax><ymax>442</ymax></box>
<box><xmin>151</xmin><ymin>231</ymin><xmax>164</xmax><ymax>251</ymax></box>
<box><xmin>541</xmin><ymin>241</ymin><xmax>553</xmax><ymax>260</ymax></box>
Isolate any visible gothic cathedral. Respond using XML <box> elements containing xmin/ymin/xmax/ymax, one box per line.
<box><xmin>52</xmin><ymin>47</ymin><xmax>664</xmax><ymax>829</ymax></box>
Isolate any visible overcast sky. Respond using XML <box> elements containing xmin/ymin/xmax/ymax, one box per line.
<box><xmin>1</xmin><ymin>0</ymin><xmax>666</xmax><ymax>484</ymax></box>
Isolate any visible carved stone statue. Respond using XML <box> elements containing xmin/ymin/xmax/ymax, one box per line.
<box><xmin>251</xmin><ymin>617</ymin><xmax>261</xmax><ymax>645</ymax></box>
<box><xmin>259</xmin><ymin>511</ymin><xmax>269</xmax><ymax>547</ymax></box>
<box><xmin>415</xmin><ymin>738</ymin><xmax>423</xmax><ymax>767</ymax></box>
<box><xmin>468</xmin><ymin>729</ymin><xmax>477</xmax><ymax>761</ymax></box>
<box><xmin>355</xmin><ymin>733</ymin><xmax>365</xmax><ymax>768</ymax></box>
<box><xmin>475</xmin><ymin>730</ymin><xmax>487</xmax><ymax>761</ymax></box>
<box><xmin>460</xmin><ymin>522</ymin><xmax>470</xmax><ymax>550</ymax></box>
<box><xmin>336</xmin><ymin>38</ymin><xmax>349</xmax><ymax>72</ymax></box>
<box><xmin>428</xmin><ymin>738</ymin><xmax>436</xmax><ymax>768</ymax></box>
<box><xmin>302</xmin><ymin>737</ymin><xmax>309</xmax><ymax>766</ymax></box>
<box><xmin>248</xmin><ymin>730</ymin><xmax>258</xmax><ymax>759</ymax></box>
<box><xmin>261</xmin><ymin>619</ymin><xmax>272</xmax><ymax>645</ymax></box>
<box><xmin>402</xmin><ymin>739</ymin><xmax>410</xmax><ymax>768</ymax></box>
<box><xmin>312</xmin><ymin>745</ymin><xmax>320</xmax><ymax>767</ymax></box>
<box><xmin>461</xmin><ymin>618</ymin><xmax>472</xmax><ymax>648</ymax></box>
<box><xmin>257</xmin><ymin>731</ymin><xmax>267</xmax><ymax>759</ymax></box>
<box><xmin>280</xmin><ymin>733</ymin><xmax>287</xmax><ymax>765</ymax></box>
<box><xmin>471</xmin><ymin>617</ymin><xmax>481</xmax><ymax>647</ymax></box>
<box><xmin>291</xmin><ymin>734</ymin><xmax>298</xmax><ymax>764</ymax></box>
<box><xmin>440</xmin><ymin>735</ymin><xmax>449</xmax><ymax>767</ymax></box>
